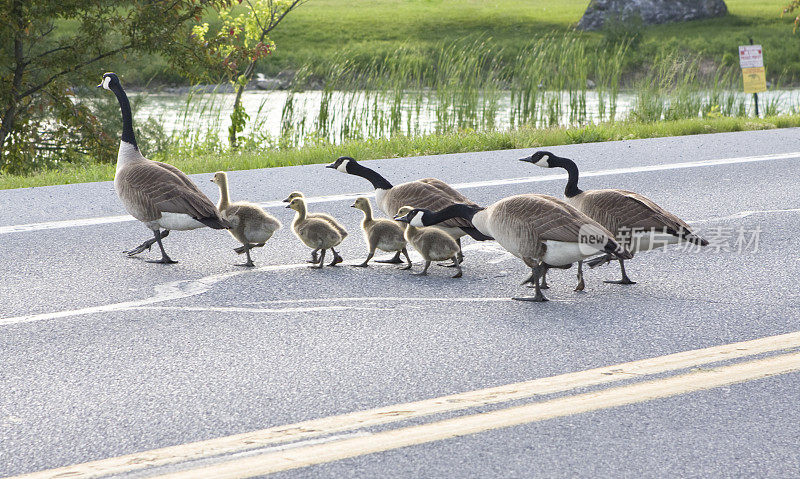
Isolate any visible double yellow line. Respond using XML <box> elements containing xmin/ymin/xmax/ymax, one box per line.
<box><xmin>12</xmin><ymin>331</ymin><xmax>800</xmax><ymax>479</ymax></box>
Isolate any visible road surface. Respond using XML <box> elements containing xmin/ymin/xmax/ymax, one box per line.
<box><xmin>1</xmin><ymin>129</ymin><xmax>799</xmax><ymax>478</ymax></box>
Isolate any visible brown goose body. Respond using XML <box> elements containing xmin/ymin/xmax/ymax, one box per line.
<box><xmin>326</xmin><ymin>157</ymin><xmax>489</xmax><ymax>241</ymax></box>
<box><xmin>395</xmin><ymin>196</ymin><xmax>631</xmax><ymax>299</ymax></box>
<box><xmin>100</xmin><ymin>72</ymin><xmax>228</xmax><ymax>263</ymax></box>
<box><xmin>521</xmin><ymin>150</ymin><xmax>707</xmax><ymax>285</ymax></box>
<box><xmin>566</xmin><ymin>189</ymin><xmax>705</xmax><ymax>252</ymax></box>
<box><xmin>114</xmin><ymin>148</ymin><xmax>228</xmax><ymax>232</ymax></box>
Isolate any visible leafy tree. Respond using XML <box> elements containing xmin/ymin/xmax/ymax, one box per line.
<box><xmin>0</xmin><ymin>0</ymin><xmax>230</xmax><ymax>173</ymax></box>
<box><xmin>191</xmin><ymin>0</ymin><xmax>306</xmax><ymax>148</ymax></box>
<box><xmin>784</xmin><ymin>1</ymin><xmax>800</xmax><ymax>32</ymax></box>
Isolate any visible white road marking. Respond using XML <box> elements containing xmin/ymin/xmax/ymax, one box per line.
<box><xmin>131</xmin><ymin>305</ymin><xmax>398</xmax><ymax>314</ymax></box>
<box><xmin>0</xmin><ymin>263</ymin><xmax>309</xmax><ymax>327</ymax></box>
<box><xmin>689</xmin><ymin>207</ymin><xmax>800</xmax><ymax>224</ymax></box>
<box><xmin>10</xmin><ymin>330</ymin><xmax>800</xmax><ymax>479</ymax></box>
<box><xmin>2</xmin><ymin>151</ymin><xmax>797</xmax><ymax>235</ymax></box>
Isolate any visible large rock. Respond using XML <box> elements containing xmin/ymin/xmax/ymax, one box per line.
<box><xmin>577</xmin><ymin>0</ymin><xmax>728</xmax><ymax>31</ymax></box>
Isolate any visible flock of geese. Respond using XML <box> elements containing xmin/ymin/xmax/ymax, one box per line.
<box><xmin>99</xmin><ymin>72</ymin><xmax>708</xmax><ymax>302</ymax></box>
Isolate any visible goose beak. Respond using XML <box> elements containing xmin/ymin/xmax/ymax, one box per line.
<box><xmin>325</xmin><ymin>163</ymin><xmax>336</xmax><ymax>169</ymax></box>
<box><xmin>284</xmin><ymin>204</ymin><xmax>291</xmax><ymax>209</ymax></box>
<box><xmin>281</xmin><ymin>198</ymin><xmax>290</xmax><ymax>203</ymax></box>
<box><xmin>350</xmin><ymin>203</ymin><xmax>357</xmax><ymax>208</ymax></box>
<box><xmin>96</xmin><ymin>83</ymin><xmax>103</xmax><ymax>88</ymax></box>
<box><xmin>393</xmin><ymin>214</ymin><xmax>410</xmax><ymax>223</ymax></box>
<box><xmin>518</xmin><ymin>156</ymin><xmax>533</xmax><ymax>163</ymax></box>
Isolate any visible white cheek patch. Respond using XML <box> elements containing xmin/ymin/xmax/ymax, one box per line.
<box><xmin>535</xmin><ymin>154</ymin><xmax>550</xmax><ymax>167</ymax></box>
<box><xmin>336</xmin><ymin>159</ymin><xmax>349</xmax><ymax>173</ymax></box>
<box><xmin>102</xmin><ymin>76</ymin><xmax>112</xmax><ymax>90</ymax></box>
<box><xmin>410</xmin><ymin>216</ymin><xmax>424</xmax><ymax>227</ymax></box>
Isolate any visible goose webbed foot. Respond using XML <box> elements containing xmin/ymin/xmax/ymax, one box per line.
<box><xmin>143</xmin><ymin>230</ymin><xmax>176</xmax><ymax>264</ymax></box>
<box><xmin>398</xmin><ymin>248</ymin><xmax>413</xmax><ymax>270</ymax></box>
<box><xmin>375</xmin><ymin>251</ymin><xmax>403</xmax><ymax>264</ymax></box>
<box><xmin>539</xmin><ymin>271</ymin><xmax>550</xmax><ymax>289</ymax></box>
<box><xmin>412</xmin><ymin>260</ymin><xmax>431</xmax><ymax>276</ymax></box>
<box><xmin>604</xmin><ymin>278</ymin><xmax>636</xmax><ymax>285</ymax></box>
<box><xmin>234</xmin><ymin>245</ymin><xmax>247</xmax><ymax>255</ymax></box>
<box><xmin>312</xmin><ymin>249</ymin><xmax>326</xmax><ymax>269</ymax></box>
<box><xmin>353</xmin><ymin>262</ymin><xmax>370</xmax><ymax>268</ymax></box>
<box><xmin>328</xmin><ymin>248</ymin><xmax>343</xmax><ymax>266</ymax></box>
<box><xmin>604</xmin><ymin>260</ymin><xmax>635</xmax><ymax>285</ymax></box>
<box><xmin>512</xmin><ymin>293</ymin><xmax>548</xmax><ymax>302</ymax></box>
<box><xmin>307</xmin><ymin>249</ymin><xmax>319</xmax><ymax>264</ymax></box>
<box><xmin>147</xmin><ymin>256</ymin><xmax>178</xmax><ymax>265</ymax></box>
<box><xmin>574</xmin><ymin>261</ymin><xmax>585</xmax><ymax>292</ymax></box>
<box><xmin>450</xmin><ymin>257</ymin><xmax>463</xmax><ymax>278</ymax></box>
<box><xmin>235</xmin><ymin>261</ymin><xmax>255</xmax><ymax>267</ymax></box>
<box><xmin>125</xmin><ymin>230</ymin><xmax>169</xmax><ymax>256</ymax></box>
<box><xmin>515</xmin><ymin>263</ymin><xmax>548</xmax><ymax>302</ymax></box>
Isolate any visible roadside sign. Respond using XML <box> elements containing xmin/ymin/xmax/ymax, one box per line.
<box><xmin>742</xmin><ymin>67</ymin><xmax>767</xmax><ymax>94</ymax></box>
<box><xmin>739</xmin><ymin>44</ymin><xmax>767</xmax><ymax>96</ymax></box>
<box><xmin>739</xmin><ymin>45</ymin><xmax>764</xmax><ymax>68</ymax></box>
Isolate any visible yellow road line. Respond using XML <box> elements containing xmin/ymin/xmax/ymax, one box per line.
<box><xmin>158</xmin><ymin>351</ymin><xmax>800</xmax><ymax>478</ymax></box>
<box><xmin>11</xmin><ymin>331</ymin><xmax>800</xmax><ymax>479</ymax></box>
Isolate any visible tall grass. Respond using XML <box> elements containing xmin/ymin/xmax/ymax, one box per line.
<box><xmin>132</xmin><ymin>34</ymin><xmax>800</xmax><ymax>163</ymax></box>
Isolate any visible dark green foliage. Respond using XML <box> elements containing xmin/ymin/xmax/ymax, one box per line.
<box><xmin>0</xmin><ymin>0</ymin><xmax>229</xmax><ymax>174</ymax></box>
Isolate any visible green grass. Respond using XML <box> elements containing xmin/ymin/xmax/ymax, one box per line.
<box><xmin>96</xmin><ymin>0</ymin><xmax>800</xmax><ymax>86</ymax></box>
<box><xmin>3</xmin><ymin>115</ymin><xmax>798</xmax><ymax>190</ymax></box>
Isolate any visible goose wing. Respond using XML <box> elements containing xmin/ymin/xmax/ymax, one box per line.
<box><xmin>581</xmin><ymin>189</ymin><xmax>693</xmax><ymax>235</ymax></box>
<box><xmin>418</xmin><ymin>178</ymin><xmax>476</xmax><ymax>204</ymax></box>
<box><xmin>117</xmin><ymin>162</ymin><xmax>227</xmax><ymax>227</ymax></box>
<box><xmin>386</xmin><ymin>181</ymin><xmax>476</xmax><ymax>229</ymax></box>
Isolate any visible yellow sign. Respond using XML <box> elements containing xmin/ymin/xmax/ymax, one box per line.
<box><xmin>742</xmin><ymin>67</ymin><xmax>767</xmax><ymax>94</ymax></box>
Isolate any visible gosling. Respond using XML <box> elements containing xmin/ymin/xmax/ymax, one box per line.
<box><xmin>211</xmin><ymin>171</ymin><xmax>281</xmax><ymax>267</ymax></box>
<box><xmin>394</xmin><ymin>206</ymin><xmax>462</xmax><ymax>278</ymax></box>
<box><xmin>351</xmin><ymin>197</ymin><xmax>411</xmax><ymax>268</ymax></box>
<box><xmin>286</xmin><ymin>196</ymin><xmax>345</xmax><ymax>268</ymax></box>
<box><xmin>283</xmin><ymin>191</ymin><xmax>347</xmax><ymax>264</ymax></box>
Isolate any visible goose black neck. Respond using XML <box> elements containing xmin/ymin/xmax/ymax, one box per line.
<box><xmin>109</xmin><ymin>82</ymin><xmax>138</xmax><ymax>150</ymax></box>
<box><xmin>423</xmin><ymin>204</ymin><xmax>481</xmax><ymax>226</ymax></box>
<box><xmin>348</xmin><ymin>162</ymin><xmax>392</xmax><ymax>190</ymax></box>
<box><xmin>551</xmin><ymin>156</ymin><xmax>582</xmax><ymax>197</ymax></box>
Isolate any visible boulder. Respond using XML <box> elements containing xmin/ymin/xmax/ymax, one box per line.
<box><xmin>577</xmin><ymin>0</ymin><xmax>728</xmax><ymax>31</ymax></box>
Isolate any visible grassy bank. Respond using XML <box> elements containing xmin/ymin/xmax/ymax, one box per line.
<box><xmin>109</xmin><ymin>0</ymin><xmax>800</xmax><ymax>86</ymax></box>
<box><xmin>3</xmin><ymin>115</ymin><xmax>798</xmax><ymax>190</ymax></box>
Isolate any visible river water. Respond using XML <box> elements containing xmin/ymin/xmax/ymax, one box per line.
<box><xmin>132</xmin><ymin>88</ymin><xmax>800</xmax><ymax>146</ymax></box>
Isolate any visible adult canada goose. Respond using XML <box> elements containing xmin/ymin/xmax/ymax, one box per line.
<box><xmin>326</xmin><ymin>156</ymin><xmax>492</xmax><ymax>264</ymax></box>
<box><xmin>395</xmin><ymin>195</ymin><xmax>632</xmax><ymax>301</ymax></box>
<box><xmin>98</xmin><ymin>72</ymin><xmax>229</xmax><ymax>264</ymax></box>
<box><xmin>210</xmin><ymin>171</ymin><xmax>281</xmax><ymax>267</ymax></box>
<box><xmin>520</xmin><ymin>151</ymin><xmax>708</xmax><ymax>284</ymax></box>
<box><xmin>351</xmin><ymin>197</ymin><xmax>411</xmax><ymax>268</ymax></box>
<box><xmin>394</xmin><ymin>206</ymin><xmax>463</xmax><ymax>279</ymax></box>
<box><xmin>282</xmin><ymin>191</ymin><xmax>347</xmax><ymax>263</ymax></box>
<box><xmin>286</xmin><ymin>197</ymin><xmax>345</xmax><ymax>268</ymax></box>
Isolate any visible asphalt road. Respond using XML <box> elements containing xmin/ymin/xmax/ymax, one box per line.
<box><xmin>1</xmin><ymin>129</ymin><xmax>799</xmax><ymax>478</ymax></box>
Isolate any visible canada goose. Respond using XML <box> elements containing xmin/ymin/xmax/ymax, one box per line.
<box><xmin>395</xmin><ymin>195</ymin><xmax>632</xmax><ymax>301</ymax></box>
<box><xmin>351</xmin><ymin>197</ymin><xmax>411</xmax><ymax>268</ymax></box>
<box><xmin>210</xmin><ymin>171</ymin><xmax>281</xmax><ymax>267</ymax></box>
<box><xmin>98</xmin><ymin>72</ymin><xmax>229</xmax><ymax>264</ymax></box>
<box><xmin>394</xmin><ymin>206</ymin><xmax>463</xmax><ymax>278</ymax></box>
<box><xmin>286</xmin><ymin>197</ymin><xmax>344</xmax><ymax>268</ymax></box>
<box><xmin>520</xmin><ymin>151</ymin><xmax>708</xmax><ymax>284</ymax></box>
<box><xmin>282</xmin><ymin>191</ymin><xmax>347</xmax><ymax>264</ymax></box>
<box><xmin>326</xmin><ymin>156</ymin><xmax>492</xmax><ymax>265</ymax></box>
